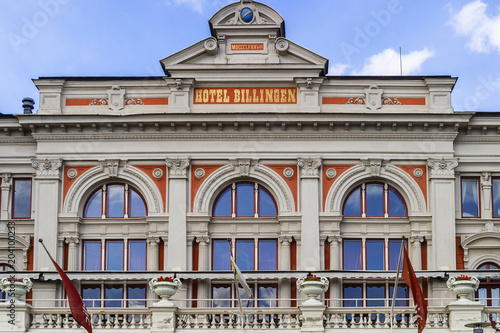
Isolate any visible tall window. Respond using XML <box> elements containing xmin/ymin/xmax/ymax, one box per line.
<box><xmin>461</xmin><ymin>178</ymin><xmax>480</xmax><ymax>218</ymax></box>
<box><xmin>84</xmin><ymin>183</ymin><xmax>147</xmax><ymax>218</ymax></box>
<box><xmin>343</xmin><ymin>183</ymin><xmax>407</xmax><ymax>217</ymax></box>
<box><xmin>213</xmin><ymin>182</ymin><xmax>277</xmax><ymax>218</ymax></box>
<box><xmin>493</xmin><ymin>178</ymin><xmax>500</xmax><ymax>218</ymax></box>
<box><xmin>343</xmin><ymin>238</ymin><xmax>407</xmax><ymax>270</ymax></box>
<box><xmin>83</xmin><ymin>240</ymin><xmax>146</xmax><ymax>271</ymax></box>
<box><xmin>477</xmin><ymin>263</ymin><xmax>500</xmax><ymax>324</ymax></box>
<box><xmin>211</xmin><ymin>283</ymin><xmax>277</xmax><ymax>308</ymax></box>
<box><xmin>82</xmin><ymin>283</ymin><xmax>147</xmax><ymax>308</ymax></box>
<box><xmin>212</xmin><ymin>239</ymin><xmax>277</xmax><ymax>271</ymax></box>
<box><xmin>12</xmin><ymin>179</ymin><xmax>32</xmax><ymax>219</ymax></box>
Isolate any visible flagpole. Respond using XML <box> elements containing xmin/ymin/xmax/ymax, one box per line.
<box><xmin>228</xmin><ymin>239</ymin><xmax>245</xmax><ymax>332</ymax></box>
<box><xmin>390</xmin><ymin>237</ymin><xmax>405</xmax><ymax>333</ymax></box>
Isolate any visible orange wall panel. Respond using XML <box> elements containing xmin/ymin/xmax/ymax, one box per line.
<box><xmin>322</xmin><ymin>165</ymin><xmax>355</xmax><ymax>212</ymax></box>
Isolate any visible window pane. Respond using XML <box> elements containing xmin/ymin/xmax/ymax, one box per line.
<box><xmin>105</xmin><ymin>285</ymin><xmax>123</xmax><ymax>307</ymax></box>
<box><xmin>366</xmin><ymin>184</ymin><xmax>384</xmax><ymax>217</ymax></box>
<box><xmin>344</xmin><ymin>285</ymin><xmax>362</xmax><ymax>307</ymax></box>
<box><xmin>84</xmin><ymin>189</ymin><xmax>102</xmax><ymax>218</ymax></box>
<box><xmin>462</xmin><ymin>179</ymin><xmax>479</xmax><ymax>217</ymax></box>
<box><xmin>259</xmin><ymin>188</ymin><xmax>277</xmax><ymax>217</ymax></box>
<box><xmin>236</xmin><ymin>240</ymin><xmax>254</xmax><ymax>270</ymax></box>
<box><xmin>238</xmin><ymin>285</ymin><xmax>254</xmax><ymax>307</ymax></box>
<box><xmin>128</xmin><ymin>285</ymin><xmax>146</xmax><ymax>307</ymax></box>
<box><xmin>344</xmin><ymin>240</ymin><xmax>361</xmax><ymax>270</ymax></box>
<box><xmin>494</xmin><ymin>179</ymin><xmax>500</xmax><ymax>217</ymax></box>
<box><xmin>107</xmin><ymin>185</ymin><xmax>125</xmax><ymax>218</ymax></box>
<box><xmin>213</xmin><ymin>285</ymin><xmax>231</xmax><ymax>307</ymax></box>
<box><xmin>13</xmin><ymin>179</ymin><xmax>31</xmax><ymax>218</ymax></box>
<box><xmin>129</xmin><ymin>241</ymin><xmax>146</xmax><ymax>271</ymax></box>
<box><xmin>478</xmin><ymin>287</ymin><xmax>488</xmax><ymax>306</ymax></box>
<box><xmin>236</xmin><ymin>184</ymin><xmax>254</xmax><ymax>217</ymax></box>
<box><xmin>389</xmin><ymin>188</ymin><xmax>407</xmax><ymax>217</ymax></box>
<box><xmin>367</xmin><ymin>285</ymin><xmax>385</xmax><ymax>307</ymax></box>
<box><xmin>106</xmin><ymin>241</ymin><xmax>124</xmax><ymax>271</ymax></box>
<box><xmin>84</xmin><ymin>241</ymin><xmax>101</xmax><ymax>270</ymax></box>
<box><xmin>129</xmin><ymin>188</ymin><xmax>146</xmax><ymax>217</ymax></box>
<box><xmin>82</xmin><ymin>285</ymin><xmax>101</xmax><ymax>307</ymax></box>
<box><xmin>389</xmin><ymin>240</ymin><xmax>405</xmax><ymax>270</ymax></box>
<box><xmin>389</xmin><ymin>285</ymin><xmax>409</xmax><ymax>307</ymax></box>
<box><xmin>214</xmin><ymin>188</ymin><xmax>231</xmax><ymax>217</ymax></box>
<box><xmin>213</xmin><ymin>240</ymin><xmax>231</xmax><ymax>270</ymax></box>
<box><xmin>259</xmin><ymin>240</ymin><xmax>277</xmax><ymax>270</ymax></box>
<box><xmin>492</xmin><ymin>288</ymin><xmax>499</xmax><ymax>307</ymax></box>
<box><xmin>258</xmin><ymin>285</ymin><xmax>277</xmax><ymax>307</ymax></box>
<box><xmin>366</xmin><ymin>240</ymin><xmax>384</xmax><ymax>270</ymax></box>
<box><xmin>344</xmin><ymin>187</ymin><xmax>361</xmax><ymax>216</ymax></box>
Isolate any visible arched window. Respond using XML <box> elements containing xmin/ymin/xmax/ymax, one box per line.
<box><xmin>84</xmin><ymin>183</ymin><xmax>147</xmax><ymax>218</ymax></box>
<box><xmin>343</xmin><ymin>182</ymin><xmax>407</xmax><ymax>217</ymax></box>
<box><xmin>213</xmin><ymin>182</ymin><xmax>277</xmax><ymax>217</ymax></box>
<box><xmin>477</xmin><ymin>262</ymin><xmax>500</xmax><ymax>325</ymax></box>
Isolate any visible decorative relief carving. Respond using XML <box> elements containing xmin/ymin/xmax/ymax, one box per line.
<box><xmin>147</xmin><ymin>237</ymin><xmax>161</xmax><ymax>245</ymax></box>
<box><xmin>279</xmin><ymin>236</ymin><xmax>293</xmax><ymax>244</ymax></box>
<box><xmin>327</xmin><ymin>235</ymin><xmax>342</xmax><ymax>244</ymax></box>
<box><xmin>195</xmin><ymin>236</ymin><xmax>210</xmax><ymax>245</ymax></box>
<box><xmin>31</xmin><ymin>158</ymin><xmax>62</xmax><ymax>178</ymax></box>
<box><xmin>89</xmin><ymin>98</ymin><xmax>108</xmax><ymax>106</ymax></box>
<box><xmin>346</xmin><ymin>97</ymin><xmax>365</xmax><ymax>105</ymax></box>
<box><xmin>152</xmin><ymin>168</ymin><xmax>164</xmax><ymax>179</ymax></box>
<box><xmin>368</xmin><ymin>159</ymin><xmax>382</xmax><ymax>176</ymax></box>
<box><xmin>1</xmin><ymin>173</ymin><xmax>11</xmax><ymax>187</ymax></box>
<box><xmin>99</xmin><ymin>159</ymin><xmax>121</xmax><ymax>178</ymax></box>
<box><xmin>283</xmin><ymin>167</ymin><xmax>294</xmax><ymax>179</ymax></box>
<box><xmin>194</xmin><ymin>168</ymin><xmax>206</xmax><ymax>179</ymax></box>
<box><xmin>364</xmin><ymin>85</ymin><xmax>383</xmax><ymax>110</ymax></box>
<box><xmin>107</xmin><ymin>86</ymin><xmax>125</xmax><ymax>112</ymax></box>
<box><xmin>126</xmin><ymin>98</ymin><xmax>145</xmax><ymax>105</ymax></box>
<box><xmin>413</xmin><ymin>168</ymin><xmax>424</xmax><ymax>178</ymax></box>
<box><xmin>306</xmin><ymin>78</ymin><xmax>313</xmax><ymax>90</ymax></box>
<box><xmin>297</xmin><ymin>158</ymin><xmax>322</xmax><ymax>178</ymax></box>
<box><xmin>326</xmin><ymin>168</ymin><xmax>337</xmax><ymax>179</ymax></box>
<box><xmin>231</xmin><ymin>159</ymin><xmax>252</xmax><ymax>176</ymax></box>
<box><xmin>482</xmin><ymin>220</ymin><xmax>498</xmax><ymax>233</ymax></box>
<box><xmin>67</xmin><ymin>169</ymin><xmax>78</xmax><ymax>179</ymax></box>
<box><xmin>204</xmin><ymin>37</ymin><xmax>218</xmax><ymax>55</ymax></box>
<box><xmin>482</xmin><ymin>171</ymin><xmax>491</xmax><ymax>183</ymax></box>
<box><xmin>275</xmin><ymin>38</ymin><xmax>289</xmax><ymax>55</ymax></box>
<box><xmin>64</xmin><ymin>237</ymin><xmax>80</xmax><ymax>245</ymax></box>
<box><xmin>383</xmin><ymin>98</ymin><xmax>402</xmax><ymax>105</ymax></box>
<box><xmin>428</xmin><ymin>158</ymin><xmax>458</xmax><ymax>179</ymax></box>
<box><xmin>166</xmin><ymin>158</ymin><xmax>190</xmax><ymax>178</ymax></box>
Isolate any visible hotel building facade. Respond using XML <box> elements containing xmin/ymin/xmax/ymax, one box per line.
<box><xmin>0</xmin><ymin>1</ymin><xmax>499</xmax><ymax>332</ymax></box>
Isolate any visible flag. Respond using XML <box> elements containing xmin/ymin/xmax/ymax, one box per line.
<box><xmin>229</xmin><ymin>254</ymin><xmax>253</xmax><ymax>299</ymax></box>
<box><xmin>401</xmin><ymin>245</ymin><xmax>427</xmax><ymax>333</ymax></box>
<box><xmin>39</xmin><ymin>240</ymin><xmax>93</xmax><ymax>333</ymax></box>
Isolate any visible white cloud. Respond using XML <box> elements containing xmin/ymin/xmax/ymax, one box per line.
<box><xmin>351</xmin><ymin>48</ymin><xmax>434</xmax><ymax>75</ymax></box>
<box><xmin>328</xmin><ymin>63</ymin><xmax>350</xmax><ymax>75</ymax></box>
<box><xmin>448</xmin><ymin>0</ymin><xmax>500</xmax><ymax>53</ymax></box>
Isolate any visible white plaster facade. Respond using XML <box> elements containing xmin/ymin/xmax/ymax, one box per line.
<box><xmin>0</xmin><ymin>1</ymin><xmax>499</xmax><ymax>333</ymax></box>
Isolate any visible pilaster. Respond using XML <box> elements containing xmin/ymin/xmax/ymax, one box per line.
<box><xmin>279</xmin><ymin>236</ymin><xmax>293</xmax><ymax>307</ymax></box>
<box><xmin>147</xmin><ymin>237</ymin><xmax>161</xmax><ymax>271</ymax></box>
<box><xmin>1</xmin><ymin>173</ymin><xmax>11</xmax><ymax>219</ymax></box>
<box><xmin>196</xmin><ymin>236</ymin><xmax>210</xmax><ymax>307</ymax></box>
<box><xmin>481</xmin><ymin>172</ymin><xmax>492</xmax><ymax>219</ymax></box>
<box><xmin>298</xmin><ymin>157</ymin><xmax>321</xmax><ymax>271</ymax></box>
<box><xmin>64</xmin><ymin>237</ymin><xmax>80</xmax><ymax>271</ymax></box>
<box><xmin>428</xmin><ymin>158</ymin><xmax>458</xmax><ymax>270</ymax></box>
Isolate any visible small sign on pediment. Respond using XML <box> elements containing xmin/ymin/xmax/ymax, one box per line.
<box><xmin>364</xmin><ymin>85</ymin><xmax>383</xmax><ymax>110</ymax></box>
<box><xmin>107</xmin><ymin>86</ymin><xmax>125</xmax><ymax>112</ymax></box>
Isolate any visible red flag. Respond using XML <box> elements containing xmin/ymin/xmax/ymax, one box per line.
<box><xmin>39</xmin><ymin>240</ymin><xmax>93</xmax><ymax>333</ymax></box>
<box><xmin>401</xmin><ymin>245</ymin><xmax>427</xmax><ymax>333</ymax></box>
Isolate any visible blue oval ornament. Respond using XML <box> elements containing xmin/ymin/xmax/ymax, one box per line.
<box><xmin>241</xmin><ymin>8</ymin><xmax>253</xmax><ymax>23</ymax></box>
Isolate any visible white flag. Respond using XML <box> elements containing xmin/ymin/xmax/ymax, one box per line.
<box><xmin>230</xmin><ymin>254</ymin><xmax>253</xmax><ymax>299</ymax></box>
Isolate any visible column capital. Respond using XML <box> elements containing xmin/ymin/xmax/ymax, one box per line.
<box><xmin>327</xmin><ymin>235</ymin><xmax>342</xmax><ymax>244</ymax></box>
<box><xmin>427</xmin><ymin>157</ymin><xmax>458</xmax><ymax>179</ymax></box>
<box><xmin>32</xmin><ymin>158</ymin><xmax>62</xmax><ymax>179</ymax></box>
<box><xmin>147</xmin><ymin>236</ymin><xmax>161</xmax><ymax>245</ymax></box>
<box><xmin>297</xmin><ymin>157</ymin><xmax>322</xmax><ymax>178</ymax></box>
<box><xmin>64</xmin><ymin>237</ymin><xmax>80</xmax><ymax>245</ymax></box>
<box><xmin>195</xmin><ymin>236</ymin><xmax>210</xmax><ymax>245</ymax></box>
<box><xmin>166</xmin><ymin>158</ymin><xmax>190</xmax><ymax>178</ymax></box>
<box><xmin>482</xmin><ymin>171</ymin><xmax>492</xmax><ymax>185</ymax></box>
<box><xmin>1</xmin><ymin>173</ymin><xmax>11</xmax><ymax>187</ymax></box>
<box><xmin>410</xmin><ymin>235</ymin><xmax>425</xmax><ymax>244</ymax></box>
<box><xmin>279</xmin><ymin>236</ymin><xmax>293</xmax><ymax>244</ymax></box>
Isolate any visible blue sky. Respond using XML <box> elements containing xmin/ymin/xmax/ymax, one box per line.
<box><xmin>0</xmin><ymin>0</ymin><xmax>499</xmax><ymax>114</ymax></box>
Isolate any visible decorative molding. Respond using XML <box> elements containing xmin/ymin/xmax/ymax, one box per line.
<box><xmin>364</xmin><ymin>85</ymin><xmax>383</xmax><ymax>110</ymax></box>
<box><xmin>31</xmin><ymin>158</ymin><xmax>62</xmax><ymax>179</ymax></box>
<box><xmin>67</xmin><ymin>168</ymin><xmax>78</xmax><ymax>179</ymax></box>
<box><xmin>64</xmin><ymin>237</ymin><xmax>80</xmax><ymax>245</ymax></box>
<box><xmin>279</xmin><ymin>236</ymin><xmax>293</xmax><ymax>244</ymax></box>
<box><xmin>297</xmin><ymin>157</ymin><xmax>322</xmax><ymax>178</ymax></box>
<box><xmin>283</xmin><ymin>167</ymin><xmax>294</xmax><ymax>179</ymax></box>
<box><xmin>99</xmin><ymin>159</ymin><xmax>121</xmax><ymax>178</ymax></box>
<box><xmin>410</xmin><ymin>235</ymin><xmax>425</xmax><ymax>244</ymax></box>
<box><xmin>481</xmin><ymin>171</ymin><xmax>491</xmax><ymax>183</ymax></box>
<box><xmin>195</xmin><ymin>236</ymin><xmax>210</xmax><ymax>245</ymax></box>
<box><xmin>383</xmin><ymin>98</ymin><xmax>402</xmax><ymax>105</ymax></box>
<box><xmin>89</xmin><ymin>98</ymin><xmax>108</xmax><ymax>106</ymax></box>
<box><xmin>413</xmin><ymin>168</ymin><xmax>424</xmax><ymax>178</ymax></box>
<box><xmin>166</xmin><ymin>158</ymin><xmax>190</xmax><ymax>178</ymax></box>
<box><xmin>427</xmin><ymin>157</ymin><xmax>458</xmax><ymax>179</ymax></box>
<box><xmin>275</xmin><ymin>38</ymin><xmax>289</xmax><ymax>56</ymax></box>
<box><xmin>346</xmin><ymin>97</ymin><xmax>365</xmax><ymax>105</ymax></box>
<box><xmin>107</xmin><ymin>86</ymin><xmax>125</xmax><ymax>111</ymax></box>
<box><xmin>1</xmin><ymin>173</ymin><xmax>11</xmax><ymax>187</ymax></box>
<box><xmin>231</xmin><ymin>158</ymin><xmax>253</xmax><ymax>176</ymax></box>
<box><xmin>152</xmin><ymin>168</ymin><xmax>164</xmax><ymax>179</ymax></box>
<box><xmin>482</xmin><ymin>220</ymin><xmax>498</xmax><ymax>233</ymax></box>
<box><xmin>175</xmin><ymin>79</ymin><xmax>184</xmax><ymax>91</ymax></box>
<box><xmin>125</xmin><ymin>98</ymin><xmax>145</xmax><ymax>106</ymax></box>
<box><xmin>194</xmin><ymin>168</ymin><xmax>206</xmax><ymax>179</ymax></box>
<box><xmin>204</xmin><ymin>37</ymin><xmax>218</xmax><ymax>55</ymax></box>
<box><xmin>123</xmin><ymin>165</ymin><xmax>161</xmax><ymax>213</ymax></box>
<box><xmin>327</xmin><ymin>235</ymin><xmax>342</xmax><ymax>244</ymax></box>
<box><xmin>325</xmin><ymin>168</ymin><xmax>337</xmax><ymax>179</ymax></box>
<box><xmin>364</xmin><ymin>159</ymin><xmax>383</xmax><ymax>177</ymax></box>
<box><xmin>147</xmin><ymin>237</ymin><xmax>161</xmax><ymax>245</ymax></box>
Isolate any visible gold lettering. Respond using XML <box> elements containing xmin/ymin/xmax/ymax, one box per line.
<box><xmin>202</xmin><ymin>90</ymin><xmax>209</xmax><ymax>103</ymax></box>
<box><xmin>223</xmin><ymin>89</ymin><xmax>230</xmax><ymax>103</ymax></box>
<box><xmin>195</xmin><ymin>89</ymin><xmax>202</xmax><ymax>103</ymax></box>
<box><xmin>265</xmin><ymin>89</ymin><xmax>273</xmax><ymax>103</ymax></box>
<box><xmin>274</xmin><ymin>89</ymin><xmax>280</xmax><ymax>102</ymax></box>
<box><xmin>209</xmin><ymin>89</ymin><xmax>216</xmax><ymax>103</ymax></box>
<box><xmin>253</xmin><ymin>89</ymin><xmax>259</xmax><ymax>103</ymax></box>
<box><xmin>241</xmin><ymin>89</ymin><xmax>245</xmax><ymax>103</ymax></box>
<box><xmin>288</xmin><ymin>89</ymin><xmax>296</xmax><ymax>103</ymax></box>
<box><xmin>260</xmin><ymin>89</ymin><xmax>264</xmax><ymax>103</ymax></box>
<box><xmin>234</xmin><ymin>89</ymin><xmax>241</xmax><ymax>103</ymax></box>
<box><xmin>246</xmin><ymin>89</ymin><xmax>251</xmax><ymax>103</ymax></box>
<box><xmin>281</xmin><ymin>89</ymin><xmax>287</xmax><ymax>103</ymax></box>
<box><xmin>216</xmin><ymin>89</ymin><xmax>223</xmax><ymax>103</ymax></box>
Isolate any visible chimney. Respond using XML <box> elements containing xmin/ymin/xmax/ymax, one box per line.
<box><xmin>22</xmin><ymin>97</ymin><xmax>35</xmax><ymax>114</ymax></box>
